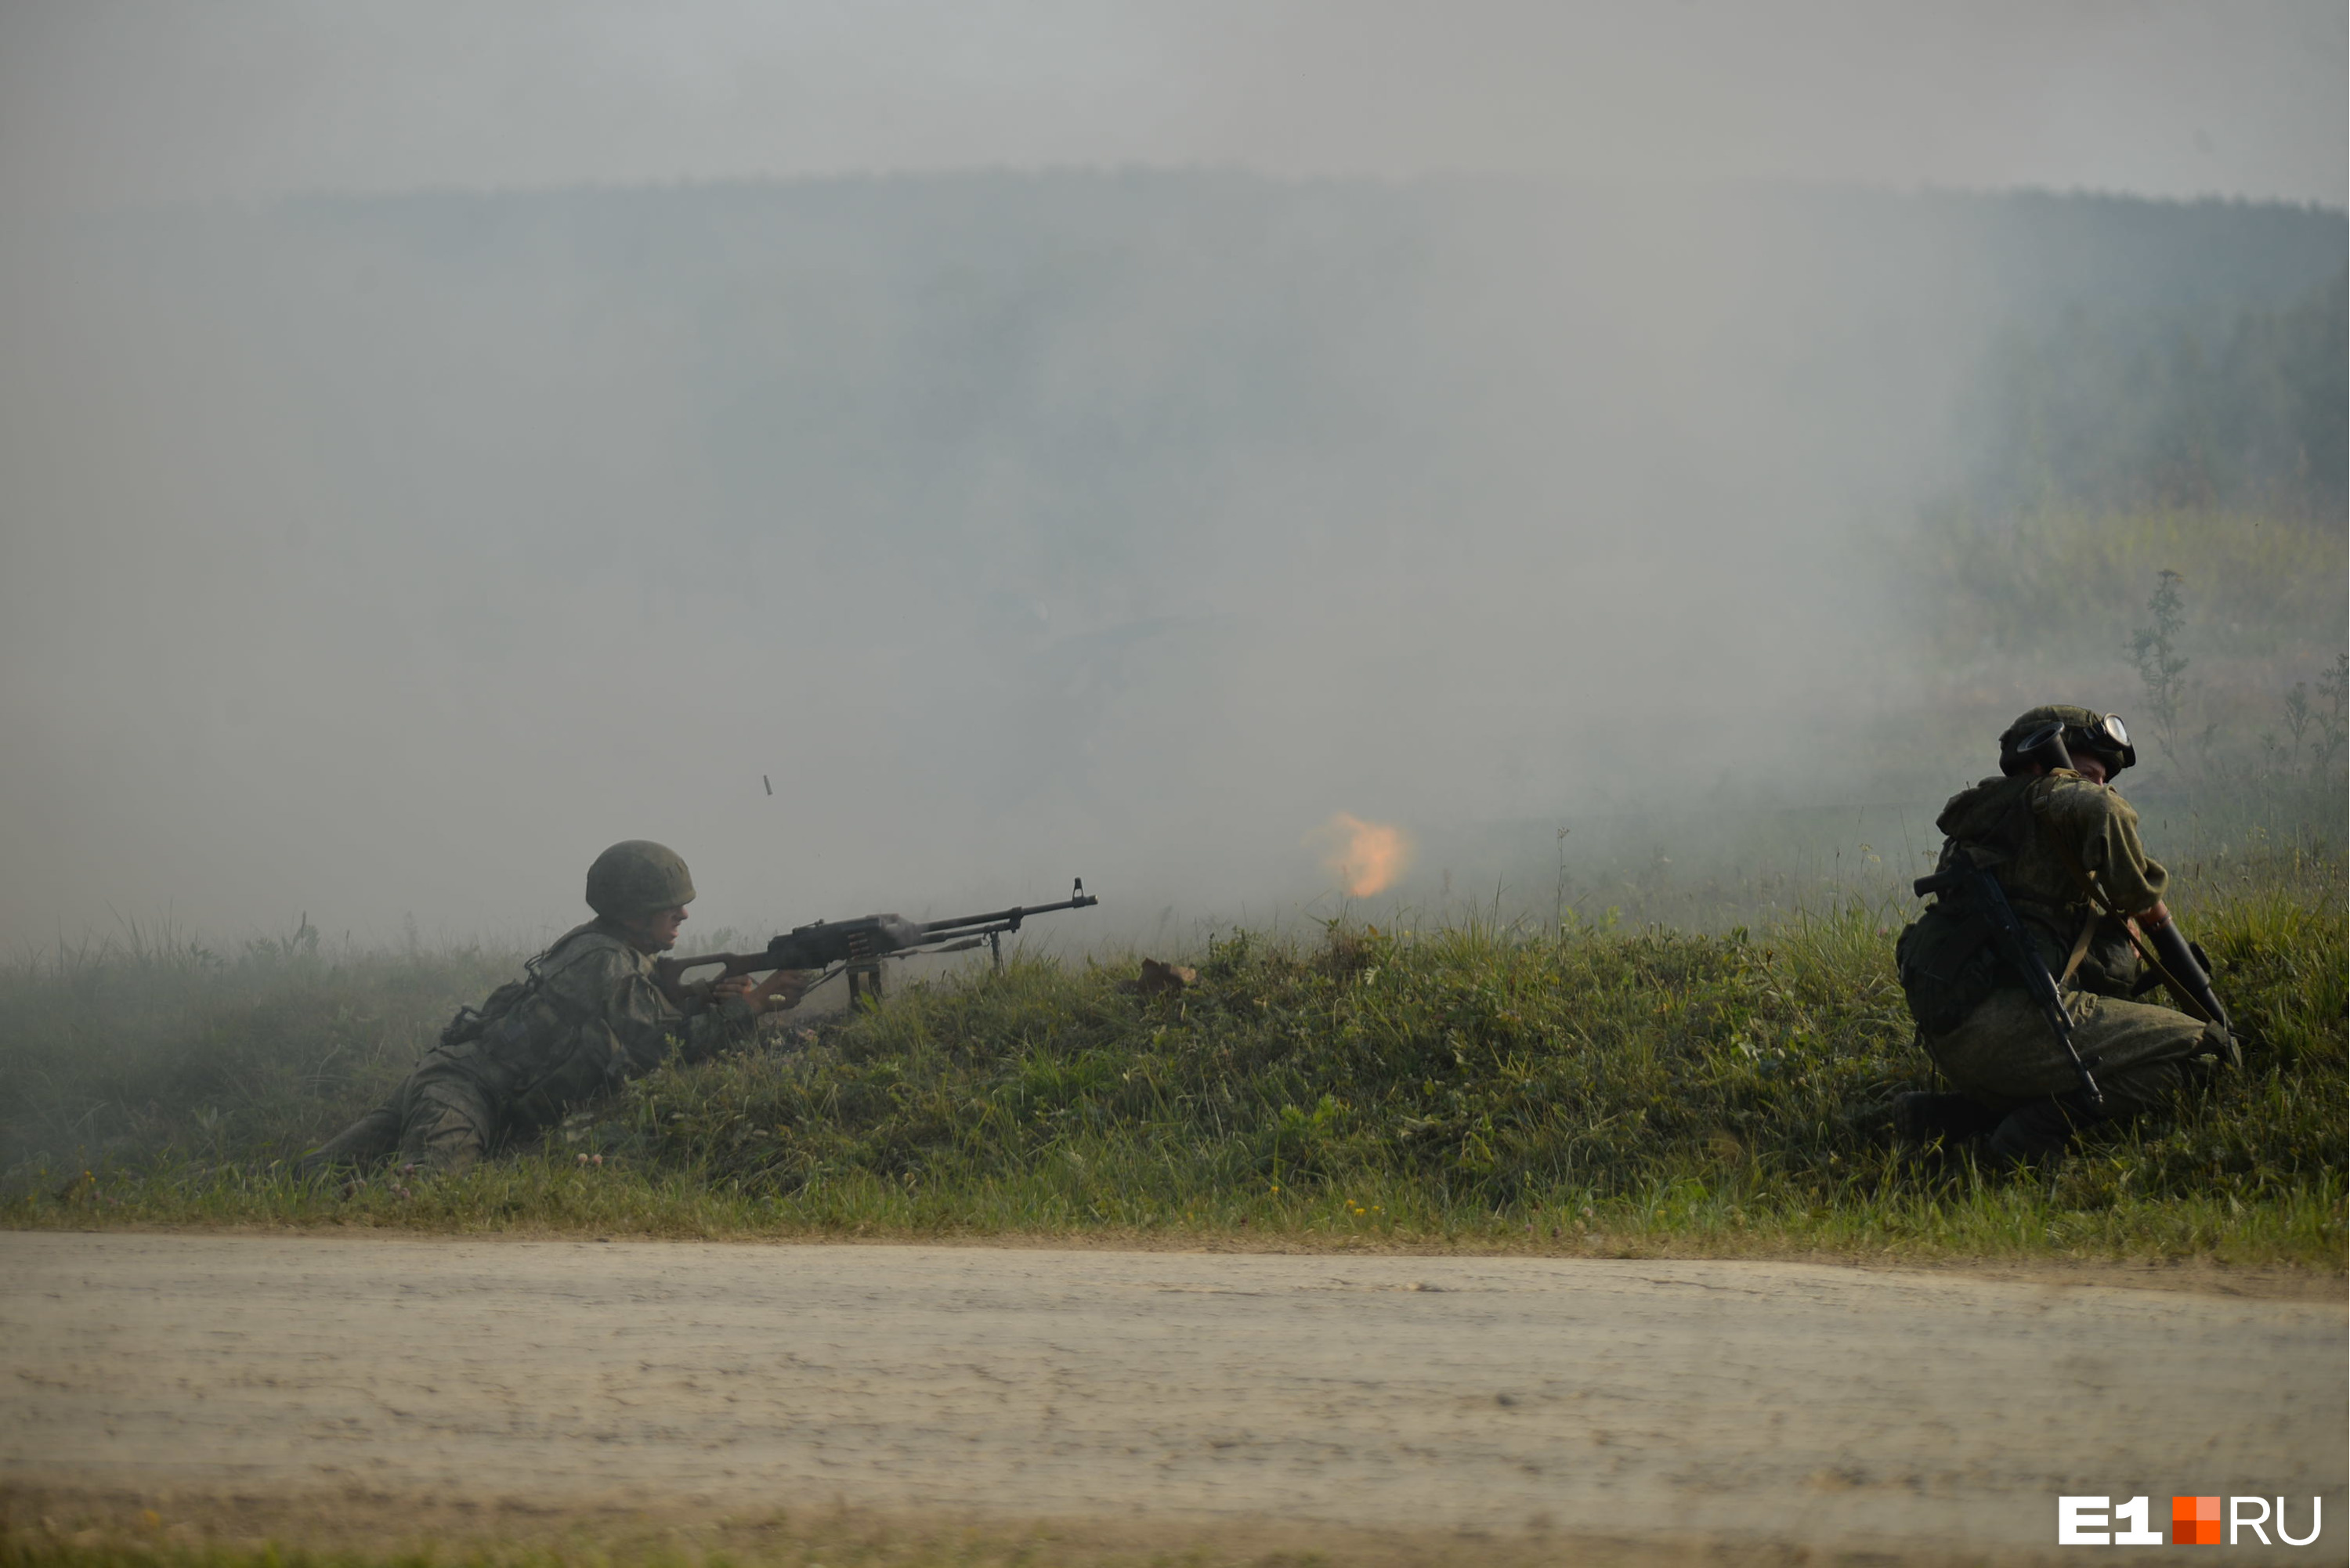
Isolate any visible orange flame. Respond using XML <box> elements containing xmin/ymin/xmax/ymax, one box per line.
<box><xmin>1312</xmin><ymin>812</ymin><xmax>1413</xmax><ymax>898</ymax></box>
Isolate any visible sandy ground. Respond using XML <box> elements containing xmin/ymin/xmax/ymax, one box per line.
<box><xmin>2</xmin><ymin>1233</ymin><xmax>2342</xmax><ymax>1559</ymax></box>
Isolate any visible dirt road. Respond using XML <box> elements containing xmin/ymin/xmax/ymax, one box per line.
<box><xmin>2</xmin><ymin>1234</ymin><xmax>2341</xmax><ymax>1556</ymax></box>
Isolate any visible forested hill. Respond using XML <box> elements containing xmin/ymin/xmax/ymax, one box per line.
<box><xmin>268</xmin><ymin>173</ymin><xmax>2344</xmax><ymax>325</ymax></box>
<box><xmin>121</xmin><ymin>173</ymin><xmax>2346</xmax><ymax>540</ymax></box>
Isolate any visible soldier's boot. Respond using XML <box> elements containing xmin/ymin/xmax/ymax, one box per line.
<box><xmin>297</xmin><ymin>1104</ymin><xmax>402</xmax><ymax>1176</ymax></box>
<box><xmin>1983</xmin><ymin>1097</ymin><xmax>2081</xmax><ymax>1172</ymax></box>
<box><xmin>1893</xmin><ymin>1093</ymin><xmax>2002</xmax><ymax>1146</ymax></box>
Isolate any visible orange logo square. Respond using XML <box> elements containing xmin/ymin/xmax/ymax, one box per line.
<box><xmin>2172</xmin><ymin>1496</ymin><xmax>2222</xmax><ymax>1545</ymax></box>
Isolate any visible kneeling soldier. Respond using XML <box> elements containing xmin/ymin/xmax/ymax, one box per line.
<box><xmin>303</xmin><ymin>840</ymin><xmax>801</xmax><ymax>1173</ymax></box>
<box><xmin>1893</xmin><ymin>706</ymin><xmax>2235</xmax><ymax>1168</ymax></box>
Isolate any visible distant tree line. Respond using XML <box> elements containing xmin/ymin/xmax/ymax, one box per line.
<box><xmin>129</xmin><ymin>172</ymin><xmax>2350</xmax><ymax>541</ymax></box>
<box><xmin>1968</xmin><ymin>266</ymin><xmax>2347</xmax><ymax>522</ymax></box>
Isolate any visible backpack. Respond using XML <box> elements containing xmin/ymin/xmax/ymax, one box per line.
<box><xmin>1893</xmin><ymin>886</ymin><xmax>2005</xmax><ymax>1037</ymax></box>
<box><xmin>435</xmin><ymin>923</ymin><xmax>600</xmax><ymax>1052</ymax></box>
<box><xmin>438</xmin><ymin>976</ymin><xmax>540</xmax><ymax>1050</ymax></box>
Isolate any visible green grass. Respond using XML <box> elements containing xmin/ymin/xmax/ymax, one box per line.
<box><xmin>5</xmin><ymin>857</ymin><xmax>2342</xmax><ymax>1271</ymax></box>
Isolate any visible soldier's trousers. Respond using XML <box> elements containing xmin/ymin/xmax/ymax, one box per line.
<box><xmin>307</xmin><ymin>1057</ymin><xmax>503</xmax><ymax>1173</ymax></box>
<box><xmin>1924</xmin><ymin>988</ymin><xmax>2229</xmax><ymax>1120</ymax></box>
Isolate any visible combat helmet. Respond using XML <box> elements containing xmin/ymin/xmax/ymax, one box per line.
<box><xmin>585</xmin><ymin>840</ymin><xmax>697</xmax><ymax>918</ymax></box>
<box><xmin>1998</xmin><ymin>706</ymin><xmax>2136</xmax><ymax>778</ymax></box>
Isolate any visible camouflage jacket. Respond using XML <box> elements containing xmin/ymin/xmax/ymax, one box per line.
<box><xmin>425</xmin><ymin>919</ymin><xmax>757</xmax><ymax>1141</ymax></box>
<box><xmin>1894</xmin><ymin>771</ymin><xmax>2167</xmax><ymax>1035</ymax></box>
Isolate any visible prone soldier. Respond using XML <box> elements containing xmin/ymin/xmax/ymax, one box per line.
<box><xmin>301</xmin><ymin>840</ymin><xmax>801</xmax><ymax>1173</ymax></box>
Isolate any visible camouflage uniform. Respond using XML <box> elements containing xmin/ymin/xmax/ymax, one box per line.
<box><xmin>310</xmin><ymin>919</ymin><xmax>757</xmax><ymax>1172</ymax></box>
<box><xmin>1896</xmin><ymin>769</ymin><xmax>2229</xmax><ymax>1125</ymax></box>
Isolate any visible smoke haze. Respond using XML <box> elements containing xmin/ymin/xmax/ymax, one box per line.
<box><xmin>0</xmin><ymin>7</ymin><xmax>2343</xmax><ymax>952</ymax></box>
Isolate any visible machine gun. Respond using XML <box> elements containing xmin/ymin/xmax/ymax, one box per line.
<box><xmin>655</xmin><ymin>879</ymin><xmax>1098</xmax><ymax>1006</ymax></box>
<box><xmin>1912</xmin><ymin>861</ymin><xmax>2104</xmax><ymax>1111</ymax></box>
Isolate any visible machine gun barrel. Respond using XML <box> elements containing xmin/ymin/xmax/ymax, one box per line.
<box><xmin>918</xmin><ymin>880</ymin><xmax>1098</xmax><ymax>938</ymax></box>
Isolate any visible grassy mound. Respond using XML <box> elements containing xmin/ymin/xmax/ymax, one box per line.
<box><xmin>620</xmin><ymin>898</ymin><xmax>2344</xmax><ymax>1212</ymax></box>
<box><xmin>5</xmin><ymin>880</ymin><xmax>2341</xmax><ymax>1267</ymax></box>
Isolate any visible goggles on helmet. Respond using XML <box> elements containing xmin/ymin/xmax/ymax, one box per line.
<box><xmin>2065</xmin><ymin>714</ymin><xmax>2131</xmax><ymax>768</ymax></box>
<box><xmin>2075</xmin><ymin>714</ymin><xmax>2128</xmax><ymax>752</ymax></box>
<box><xmin>2002</xmin><ymin>712</ymin><xmax>2135</xmax><ymax>777</ymax></box>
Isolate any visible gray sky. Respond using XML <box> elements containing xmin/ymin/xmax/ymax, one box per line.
<box><xmin>2</xmin><ymin>0</ymin><xmax>2343</xmax><ymax>209</ymax></box>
